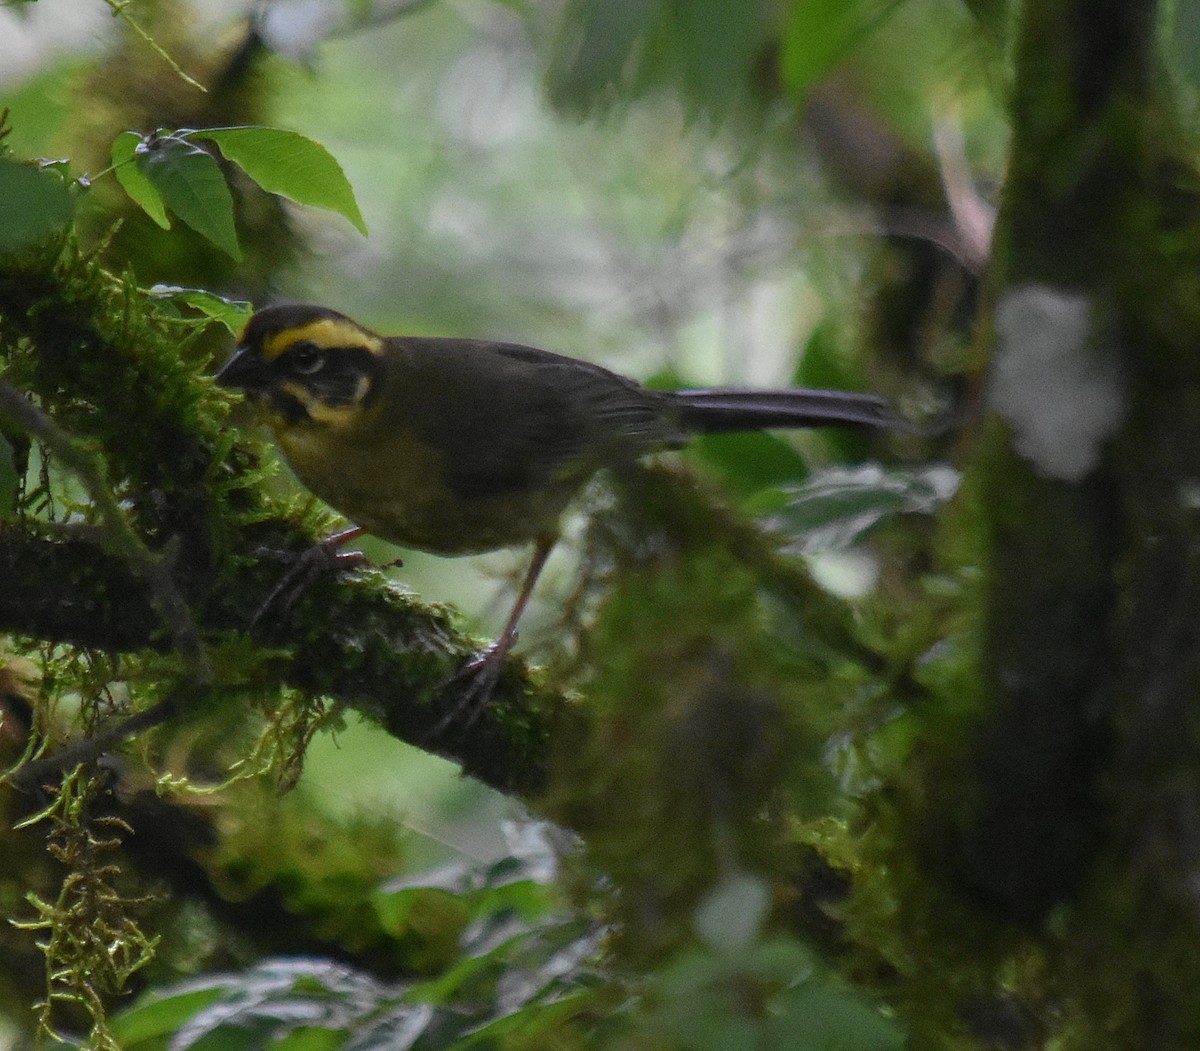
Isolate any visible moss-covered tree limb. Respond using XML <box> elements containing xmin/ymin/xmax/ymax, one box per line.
<box><xmin>0</xmin><ymin>247</ymin><xmax>570</xmax><ymax>797</ymax></box>
<box><xmin>0</xmin><ymin>238</ymin><xmax>891</xmax><ymax>803</ymax></box>
<box><xmin>0</xmin><ymin>526</ymin><xmax>562</xmax><ymax>796</ymax></box>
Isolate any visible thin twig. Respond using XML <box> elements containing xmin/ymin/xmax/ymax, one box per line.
<box><xmin>9</xmin><ymin>692</ymin><xmax>182</xmax><ymax>794</ymax></box>
<box><xmin>103</xmin><ymin>0</ymin><xmax>207</xmax><ymax>93</ymax></box>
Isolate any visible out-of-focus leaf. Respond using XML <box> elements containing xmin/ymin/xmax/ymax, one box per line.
<box><xmin>112</xmin><ymin>130</ymin><xmax>169</xmax><ymax>228</ymax></box>
<box><xmin>444</xmin><ymin>991</ymin><xmax>591</xmax><ymax>1048</ymax></box>
<box><xmin>111</xmin><ymin>984</ymin><xmax>231</xmax><ymax>1047</ymax></box>
<box><xmin>475</xmin><ymin>878</ymin><xmax>556</xmax><ymax>923</ymax></box>
<box><xmin>671</xmin><ymin>0</ymin><xmax>759</xmax><ymax>114</ymax></box>
<box><xmin>0</xmin><ymin>156</ymin><xmax>75</xmax><ymax>251</ymax></box>
<box><xmin>688</xmin><ymin>430</ymin><xmax>811</xmax><ymax>501</ymax></box>
<box><xmin>781</xmin><ymin>0</ymin><xmax>904</xmax><ymax>100</ymax></box>
<box><xmin>341</xmin><ymin>1003</ymin><xmax>437</xmax><ymax>1051</ymax></box>
<box><xmin>270</xmin><ymin>1026</ymin><xmax>345</xmax><ymax>1051</ymax></box>
<box><xmin>767</xmin><ymin>982</ymin><xmax>905</xmax><ymax>1049</ymax></box>
<box><xmin>147</xmin><ymin>285</ymin><xmax>254</xmax><ymax>335</ymax></box>
<box><xmin>164</xmin><ymin>959</ymin><xmax>391</xmax><ymax>1051</ymax></box>
<box><xmin>792</xmin><ymin>320</ymin><xmax>865</xmax><ymax>393</ymax></box>
<box><xmin>372</xmin><ymin>883</ymin><xmax>470</xmax><ymax>946</ymax></box>
<box><xmin>545</xmin><ymin>0</ymin><xmax>660</xmax><ymax>112</ymax></box>
<box><xmin>154</xmin><ymin>959</ymin><xmax>396</xmax><ymax>1051</ymax></box>
<box><xmin>135</xmin><ymin>134</ymin><xmax>242</xmax><ymax>259</ymax></box>
<box><xmin>197</xmin><ymin>126</ymin><xmax>368</xmax><ymax>235</ymax></box>
<box><xmin>2</xmin><ymin>61</ymin><xmax>79</xmax><ymax>158</ymax></box>
<box><xmin>774</xmin><ymin>463</ymin><xmax>960</xmax><ymax>552</ymax></box>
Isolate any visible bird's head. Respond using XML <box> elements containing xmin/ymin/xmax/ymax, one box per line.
<box><xmin>215</xmin><ymin>303</ymin><xmax>386</xmax><ymax>427</ymax></box>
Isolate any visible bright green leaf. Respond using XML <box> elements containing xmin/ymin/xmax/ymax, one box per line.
<box><xmin>112</xmin><ymin>130</ymin><xmax>169</xmax><ymax>228</ymax></box>
<box><xmin>136</xmin><ymin>135</ymin><xmax>242</xmax><ymax>259</ymax></box>
<box><xmin>0</xmin><ymin>156</ymin><xmax>75</xmax><ymax>251</ymax></box>
<box><xmin>780</xmin><ymin>0</ymin><xmax>904</xmax><ymax>100</ymax></box>
<box><xmin>196</xmin><ymin>126</ymin><xmax>368</xmax><ymax>235</ymax></box>
<box><xmin>147</xmin><ymin>285</ymin><xmax>254</xmax><ymax>335</ymax></box>
<box><xmin>111</xmin><ymin>985</ymin><xmax>229</xmax><ymax>1047</ymax></box>
<box><xmin>270</xmin><ymin>1026</ymin><xmax>344</xmax><ymax>1051</ymax></box>
<box><xmin>372</xmin><ymin>884</ymin><xmax>469</xmax><ymax>941</ymax></box>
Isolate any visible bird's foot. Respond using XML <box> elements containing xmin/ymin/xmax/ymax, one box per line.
<box><xmin>423</xmin><ymin>640</ymin><xmax>512</xmax><ymax>744</ymax></box>
<box><xmin>250</xmin><ymin>526</ymin><xmax>372</xmax><ymax>630</ymax></box>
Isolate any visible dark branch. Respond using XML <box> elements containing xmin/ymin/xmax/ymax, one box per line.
<box><xmin>0</xmin><ymin>529</ymin><xmax>565</xmax><ymax>798</ymax></box>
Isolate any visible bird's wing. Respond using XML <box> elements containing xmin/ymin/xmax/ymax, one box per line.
<box><xmin>395</xmin><ymin>339</ymin><xmax>677</xmax><ymax>499</ymax></box>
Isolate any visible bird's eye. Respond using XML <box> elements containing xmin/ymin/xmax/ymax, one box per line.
<box><xmin>289</xmin><ymin>343</ymin><xmax>325</xmax><ymax>375</ymax></box>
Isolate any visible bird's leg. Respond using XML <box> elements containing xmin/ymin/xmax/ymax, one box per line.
<box><xmin>426</xmin><ymin>533</ymin><xmax>556</xmax><ymax>741</ymax></box>
<box><xmin>250</xmin><ymin>525</ymin><xmax>370</xmax><ymax>630</ymax></box>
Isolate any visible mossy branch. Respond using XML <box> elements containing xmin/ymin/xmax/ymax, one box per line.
<box><xmin>0</xmin><ymin>528</ymin><xmax>562</xmax><ymax>797</ymax></box>
<box><xmin>0</xmin><ymin>377</ymin><xmax>210</xmax><ymax>688</ymax></box>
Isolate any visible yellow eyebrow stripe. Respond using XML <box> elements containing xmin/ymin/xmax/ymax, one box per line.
<box><xmin>261</xmin><ymin>318</ymin><xmax>384</xmax><ymax>361</ymax></box>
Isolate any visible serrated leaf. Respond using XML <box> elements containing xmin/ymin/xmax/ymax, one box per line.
<box><xmin>196</xmin><ymin>126</ymin><xmax>368</xmax><ymax>235</ymax></box>
<box><xmin>147</xmin><ymin>285</ymin><xmax>254</xmax><ymax>335</ymax></box>
<box><xmin>0</xmin><ymin>156</ymin><xmax>75</xmax><ymax>251</ymax></box>
<box><xmin>135</xmin><ymin>135</ymin><xmax>242</xmax><ymax>259</ymax></box>
<box><xmin>112</xmin><ymin>131</ymin><xmax>169</xmax><ymax>229</ymax></box>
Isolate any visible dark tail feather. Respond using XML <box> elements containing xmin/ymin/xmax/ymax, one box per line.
<box><xmin>668</xmin><ymin>387</ymin><xmax>895</xmax><ymax>434</ymax></box>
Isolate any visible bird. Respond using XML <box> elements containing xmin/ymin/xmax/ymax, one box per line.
<box><xmin>215</xmin><ymin>303</ymin><xmax>895</xmax><ymax>715</ymax></box>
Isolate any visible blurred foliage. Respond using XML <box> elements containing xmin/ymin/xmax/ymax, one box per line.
<box><xmin>5</xmin><ymin>0</ymin><xmax>1200</xmax><ymax>1049</ymax></box>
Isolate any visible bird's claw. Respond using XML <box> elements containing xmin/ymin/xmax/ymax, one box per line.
<box><xmin>422</xmin><ymin>642</ymin><xmax>510</xmax><ymax>744</ymax></box>
<box><xmin>250</xmin><ymin>529</ymin><xmax>367</xmax><ymax>630</ymax></box>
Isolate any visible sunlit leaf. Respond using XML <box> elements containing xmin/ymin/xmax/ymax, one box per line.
<box><xmin>135</xmin><ymin>134</ymin><xmax>242</xmax><ymax>259</ymax></box>
<box><xmin>196</xmin><ymin>126</ymin><xmax>368</xmax><ymax>235</ymax></box>
<box><xmin>112</xmin><ymin>130</ymin><xmax>169</xmax><ymax>228</ymax></box>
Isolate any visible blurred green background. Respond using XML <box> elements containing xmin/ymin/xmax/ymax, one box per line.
<box><xmin>0</xmin><ymin>0</ymin><xmax>1002</xmax><ymax>881</ymax></box>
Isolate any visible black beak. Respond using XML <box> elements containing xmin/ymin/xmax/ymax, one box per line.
<box><xmin>214</xmin><ymin>346</ymin><xmax>269</xmax><ymax>391</ymax></box>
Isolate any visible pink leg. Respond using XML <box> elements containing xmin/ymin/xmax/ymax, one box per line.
<box><xmin>426</xmin><ymin>533</ymin><xmax>557</xmax><ymax>741</ymax></box>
